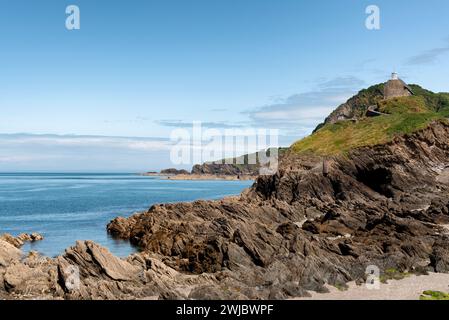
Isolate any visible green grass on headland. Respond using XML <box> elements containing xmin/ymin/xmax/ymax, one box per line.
<box><xmin>292</xmin><ymin>91</ymin><xmax>449</xmax><ymax>156</ymax></box>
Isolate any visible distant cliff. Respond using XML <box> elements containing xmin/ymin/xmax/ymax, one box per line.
<box><xmin>159</xmin><ymin>148</ymin><xmax>287</xmax><ymax>178</ymax></box>
<box><xmin>191</xmin><ymin>150</ymin><xmax>281</xmax><ymax>177</ymax></box>
<box><xmin>160</xmin><ymin>168</ymin><xmax>190</xmax><ymax>175</ymax></box>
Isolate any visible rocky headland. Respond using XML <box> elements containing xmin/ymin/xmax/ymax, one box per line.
<box><xmin>1</xmin><ymin>81</ymin><xmax>449</xmax><ymax>300</ymax></box>
<box><xmin>107</xmin><ymin>121</ymin><xmax>449</xmax><ymax>299</ymax></box>
<box><xmin>146</xmin><ymin>149</ymin><xmax>287</xmax><ymax>180</ymax></box>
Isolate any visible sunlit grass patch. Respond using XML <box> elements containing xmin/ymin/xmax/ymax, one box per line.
<box><xmin>420</xmin><ymin>290</ymin><xmax>449</xmax><ymax>300</ymax></box>
<box><xmin>291</xmin><ymin>95</ymin><xmax>448</xmax><ymax>156</ymax></box>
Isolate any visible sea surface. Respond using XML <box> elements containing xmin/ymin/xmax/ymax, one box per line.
<box><xmin>0</xmin><ymin>173</ymin><xmax>253</xmax><ymax>257</ymax></box>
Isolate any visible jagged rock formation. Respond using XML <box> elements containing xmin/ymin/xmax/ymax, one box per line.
<box><xmin>2</xmin><ymin>121</ymin><xmax>448</xmax><ymax>300</ymax></box>
<box><xmin>0</xmin><ymin>239</ymin><xmax>229</xmax><ymax>300</ymax></box>
<box><xmin>0</xmin><ymin>233</ymin><xmax>44</xmax><ymax>249</ymax></box>
<box><xmin>106</xmin><ymin>121</ymin><xmax>449</xmax><ymax>299</ymax></box>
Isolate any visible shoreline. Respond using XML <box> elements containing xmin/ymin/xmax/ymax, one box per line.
<box><xmin>140</xmin><ymin>173</ymin><xmax>256</xmax><ymax>181</ymax></box>
<box><xmin>1</xmin><ymin>173</ymin><xmax>252</xmax><ymax>259</ymax></box>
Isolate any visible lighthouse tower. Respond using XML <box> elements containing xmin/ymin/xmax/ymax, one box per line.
<box><xmin>383</xmin><ymin>72</ymin><xmax>413</xmax><ymax>99</ymax></box>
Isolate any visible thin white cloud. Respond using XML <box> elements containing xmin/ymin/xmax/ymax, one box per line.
<box><xmin>0</xmin><ymin>134</ymin><xmax>175</xmax><ymax>171</ymax></box>
<box><xmin>0</xmin><ymin>131</ymin><xmax>283</xmax><ymax>171</ymax></box>
<box><xmin>242</xmin><ymin>76</ymin><xmax>366</xmax><ymax>133</ymax></box>
<box><xmin>0</xmin><ymin>134</ymin><xmax>172</xmax><ymax>151</ymax></box>
<box><xmin>156</xmin><ymin>120</ymin><xmax>248</xmax><ymax>129</ymax></box>
<box><xmin>406</xmin><ymin>38</ymin><xmax>449</xmax><ymax>65</ymax></box>
<box><xmin>0</xmin><ymin>155</ymin><xmax>65</xmax><ymax>163</ymax></box>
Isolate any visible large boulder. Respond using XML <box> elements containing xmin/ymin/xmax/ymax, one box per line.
<box><xmin>61</xmin><ymin>240</ymin><xmax>140</xmax><ymax>282</ymax></box>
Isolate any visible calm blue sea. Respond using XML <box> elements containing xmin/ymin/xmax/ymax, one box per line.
<box><xmin>0</xmin><ymin>173</ymin><xmax>253</xmax><ymax>257</ymax></box>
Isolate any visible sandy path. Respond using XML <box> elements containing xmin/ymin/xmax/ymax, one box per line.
<box><xmin>297</xmin><ymin>273</ymin><xmax>449</xmax><ymax>300</ymax></box>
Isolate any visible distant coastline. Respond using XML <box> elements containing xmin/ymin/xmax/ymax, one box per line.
<box><xmin>139</xmin><ymin>149</ymin><xmax>285</xmax><ymax>181</ymax></box>
<box><xmin>140</xmin><ymin>172</ymin><xmax>255</xmax><ymax>181</ymax></box>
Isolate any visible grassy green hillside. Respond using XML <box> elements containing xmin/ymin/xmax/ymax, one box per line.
<box><xmin>292</xmin><ymin>87</ymin><xmax>449</xmax><ymax>156</ymax></box>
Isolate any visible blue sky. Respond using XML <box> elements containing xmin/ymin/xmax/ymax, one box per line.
<box><xmin>1</xmin><ymin>0</ymin><xmax>449</xmax><ymax>171</ymax></box>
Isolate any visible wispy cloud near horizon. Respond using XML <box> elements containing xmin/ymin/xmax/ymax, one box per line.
<box><xmin>405</xmin><ymin>37</ymin><xmax>449</xmax><ymax>66</ymax></box>
<box><xmin>154</xmin><ymin>76</ymin><xmax>366</xmax><ymax>139</ymax></box>
<box><xmin>0</xmin><ymin>133</ymin><xmax>171</xmax><ymax>151</ymax></box>
<box><xmin>241</xmin><ymin>76</ymin><xmax>366</xmax><ymax>134</ymax></box>
<box><xmin>0</xmin><ymin>131</ymin><xmax>294</xmax><ymax>172</ymax></box>
<box><xmin>155</xmin><ymin>120</ymin><xmax>248</xmax><ymax>129</ymax></box>
<box><xmin>0</xmin><ymin>133</ymin><xmax>175</xmax><ymax>172</ymax></box>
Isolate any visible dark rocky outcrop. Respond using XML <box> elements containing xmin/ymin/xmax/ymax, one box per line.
<box><xmin>191</xmin><ymin>163</ymin><xmax>259</xmax><ymax>176</ymax></box>
<box><xmin>188</xmin><ymin>148</ymin><xmax>286</xmax><ymax>177</ymax></box>
<box><xmin>160</xmin><ymin>168</ymin><xmax>190</xmax><ymax>175</ymax></box>
<box><xmin>0</xmin><ymin>233</ymin><xmax>44</xmax><ymax>249</ymax></box>
<box><xmin>106</xmin><ymin>121</ymin><xmax>449</xmax><ymax>298</ymax></box>
<box><xmin>0</xmin><ymin>239</ymin><xmax>224</xmax><ymax>300</ymax></box>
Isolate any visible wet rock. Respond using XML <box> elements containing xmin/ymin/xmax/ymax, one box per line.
<box><xmin>30</xmin><ymin>233</ymin><xmax>44</xmax><ymax>241</ymax></box>
<box><xmin>0</xmin><ymin>233</ymin><xmax>44</xmax><ymax>248</ymax></box>
<box><xmin>107</xmin><ymin>217</ymin><xmax>133</xmax><ymax>239</ymax></box>
<box><xmin>0</xmin><ymin>234</ymin><xmax>24</xmax><ymax>248</ymax></box>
